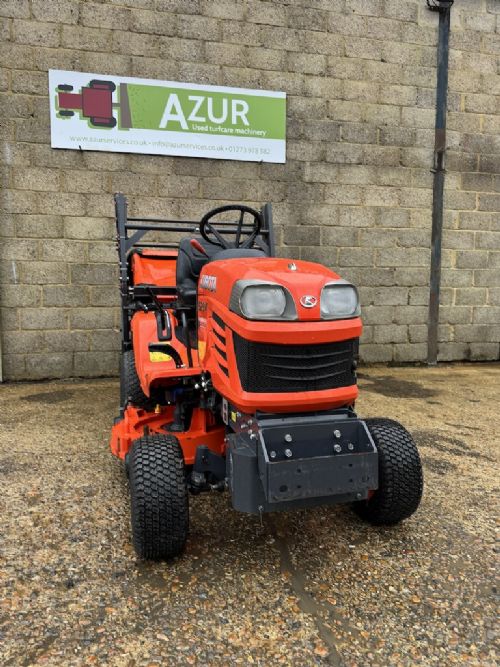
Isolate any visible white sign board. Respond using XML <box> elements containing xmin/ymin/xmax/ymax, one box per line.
<box><xmin>49</xmin><ymin>70</ymin><xmax>286</xmax><ymax>163</ymax></box>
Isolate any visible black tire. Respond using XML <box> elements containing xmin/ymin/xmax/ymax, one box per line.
<box><xmin>129</xmin><ymin>435</ymin><xmax>189</xmax><ymax>560</ymax></box>
<box><xmin>89</xmin><ymin>79</ymin><xmax>116</xmax><ymax>92</ymax></box>
<box><xmin>123</xmin><ymin>350</ymin><xmax>149</xmax><ymax>407</ymax></box>
<box><xmin>353</xmin><ymin>418</ymin><xmax>423</xmax><ymax>525</ymax></box>
<box><xmin>90</xmin><ymin>116</ymin><xmax>117</xmax><ymax>128</ymax></box>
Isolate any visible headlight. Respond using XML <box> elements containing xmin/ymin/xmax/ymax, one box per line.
<box><xmin>230</xmin><ymin>281</ymin><xmax>297</xmax><ymax>320</ymax></box>
<box><xmin>241</xmin><ymin>285</ymin><xmax>286</xmax><ymax>318</ymax></box>
<box><xmin>320</xmin><ymin>282</ymin><xmax>360</xmax><ymax>320</ymax></box>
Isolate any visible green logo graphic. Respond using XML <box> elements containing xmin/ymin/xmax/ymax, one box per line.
<box><xmin>55</xmin><ymin>78</ymin><xmax>286</xmax><ymax>140</ymax></box>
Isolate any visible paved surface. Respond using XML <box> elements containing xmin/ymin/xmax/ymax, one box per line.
<box><xmin>0</xmin><ymin>365</ymin><xmax>498</xmax><ymax>666</ymax></box>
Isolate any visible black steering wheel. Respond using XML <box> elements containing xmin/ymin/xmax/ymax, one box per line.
<box><xmin>199</xmin><ymin>205</ymin><xmax>262</xmax><ymax>250</ymax></box>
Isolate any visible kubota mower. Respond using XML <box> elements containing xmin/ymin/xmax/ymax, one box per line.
<box><xmin>110</xmin><ymin>193</ymin><xmax>423</xmax><ymax>560</ymax></box>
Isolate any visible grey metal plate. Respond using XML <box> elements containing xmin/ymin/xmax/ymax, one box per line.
<box><xmin>257</xmin><ymin>417</ymin><xmax>378</xmax><ymax>503</ymax></box>
<box><xmin>263</xmin><ymin>451</ymin><xmax>378</xmax><ymax>503</ymax></box>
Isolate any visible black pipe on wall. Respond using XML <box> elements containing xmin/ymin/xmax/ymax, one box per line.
<box><xmin>427</xmin><ymin>0</ymin><xmax>453</xmax><ymax>365</ymax></box>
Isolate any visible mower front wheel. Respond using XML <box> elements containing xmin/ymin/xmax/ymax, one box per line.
<box><xmin>353</xmin><ymin>418</ymin><xmax>423</xmax><ymax>525</ymax></box>
<box><xmin>129</xmin><ymin>435</ymin><xmax>189</xmax><ymax>560</ymax></box>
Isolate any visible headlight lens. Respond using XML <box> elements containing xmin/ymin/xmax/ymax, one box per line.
<box><xmin>240</xmin><ymin>285</ymin><xmax>287</xmax><ymax>319</ymax></box>
<box><xmin>320</xmin><ymin>284</ymin><xmax>360</xmax><ymax>319</ymax></box>
<box><xmin>230</xmin><ymin>280</ymin><xmax>297</xmax><ymax>320</ymax></box>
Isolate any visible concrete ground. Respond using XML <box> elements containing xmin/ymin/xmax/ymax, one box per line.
<box><xmin>0</xmin><ymin>365</ymin><xmax>498</xmax><ymax>667</ymax></box>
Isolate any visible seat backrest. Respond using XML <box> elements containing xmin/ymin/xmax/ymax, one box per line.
<box><xmin>175</xmin><ymin>237</ymin><xmax>219</xmax><ymax>305</ymax></box>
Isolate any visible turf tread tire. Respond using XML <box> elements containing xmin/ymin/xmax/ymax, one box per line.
<box><xmin>129</xmin><ymin>435</ymin><xmax>188</xmax><ymax>560</ymax></box>
<box><xmin>353</xmin><ymin>418</ymin><xmax>423</xmax><ymax>525</ymax></box>
<box><xmin>123</xmin><ymin>350</ymin><xmax>149</xmax><ymax>407</ymax></box>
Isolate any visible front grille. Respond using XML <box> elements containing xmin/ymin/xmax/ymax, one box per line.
<box><xmin>233</xmin><ymin>333</ymin><xmax>358</xmax><ymax>393</ymax></box>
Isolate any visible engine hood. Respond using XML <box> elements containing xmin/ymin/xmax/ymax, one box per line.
<box><xmin>198</xmin><ymin>257</ymin><xmax>348</xmax><ymax>322</ymax></box>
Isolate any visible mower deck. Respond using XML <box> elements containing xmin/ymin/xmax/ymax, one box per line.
<box><xmin>111</xmin><ymin>405</ymin><xmax>225</xmax><ymax>465</ymax></box>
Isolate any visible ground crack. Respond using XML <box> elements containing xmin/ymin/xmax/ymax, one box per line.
<box><xmin>266</xmin><ymin>517</ymin><xmax>354</xmax><ymax>667</ymax></box>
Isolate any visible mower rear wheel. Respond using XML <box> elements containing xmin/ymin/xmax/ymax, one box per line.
<box><xmin>353</xmin><ymin>418</ymin><xmax>423</xmax><ymax>525</ymax></box>
<box><xmin>129</xmin><ymin>435</ymin><xmax>189</xmax><ymax>560</ymax></box>
<box><xmin>123</xmin><ymin>350</ymin><xmax>149</xmax><ymax>407</ymax></box>
<box><xmin>89</xmin><ymin>79</ymin><xmax>116</xmax><ymax>92</ymax></box>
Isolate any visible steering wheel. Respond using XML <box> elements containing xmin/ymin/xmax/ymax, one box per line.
<box><xmin>199</xmin><ymin>205</ymin><xmax>262</xmax><ymax>250</ymax></box>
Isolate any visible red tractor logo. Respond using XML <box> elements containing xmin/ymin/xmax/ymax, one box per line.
<box><xmin>56</xmin><ymin>79</ymin><xmax>118</xmax><ymax>128</ymax></box>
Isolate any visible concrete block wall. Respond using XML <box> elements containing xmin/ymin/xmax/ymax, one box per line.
<box><xmin>0</xmin><ymin>0</ymin><xmax>499</xmax><ymax>380</ymax></box>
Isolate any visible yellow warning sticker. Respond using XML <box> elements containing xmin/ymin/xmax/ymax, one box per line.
<box><xmin>149</xmin><ymin>351</ymin><xmax>172</xmax><ymax>363</ymax></box>
<box><xmin>230</xmin><ymin>411</ymin><xmax>237</xmax><ymax>422</ymax></box>
<box><xmin>198</xmin><ymin>340</ymin><xmax>207</xmax><ymax>361</ymax></box>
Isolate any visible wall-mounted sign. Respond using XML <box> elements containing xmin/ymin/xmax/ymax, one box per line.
<box><xmin>49</xmin><ymin>70</ymin><xmax>286</xmax><ymax>163</ymax></box>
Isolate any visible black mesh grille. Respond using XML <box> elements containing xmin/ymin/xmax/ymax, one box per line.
<box><xmin>233</xmin><ymin>333</ymin><xmax>358</xmax><ymax>393</ymax></box>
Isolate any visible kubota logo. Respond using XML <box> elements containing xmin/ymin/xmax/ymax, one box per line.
<box><xmin>200</xmin><ymin>275</ymin><xmax>217</xmax><ymax>292</ymax></box>
<box><xmin>300</xmin><ymin>295</ymin><xmax>317</xmax><ymax>308</ymax></box>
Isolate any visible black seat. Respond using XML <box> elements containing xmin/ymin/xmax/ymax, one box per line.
<box><xmin>176</xmin><ymin>237</ymin><xmax>219</xmax><ymax>306</ymax></box>
<box><xmin>175</xmin><ymin>238</ymin><xmax>266</xmax><ymax>306</ymax></box>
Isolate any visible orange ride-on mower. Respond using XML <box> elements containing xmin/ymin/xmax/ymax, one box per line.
<box><xmin>110</xmin><ymin>193</ymin><xmax>423</xmax><ymax>560</ymax></box>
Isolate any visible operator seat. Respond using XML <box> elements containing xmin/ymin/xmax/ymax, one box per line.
<box><xmin>175</xmin><ymin>237</ymin><xmax>265</xmax><ymax>307</ymax></box>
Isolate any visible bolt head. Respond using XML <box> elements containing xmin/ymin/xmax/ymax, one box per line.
<box><xmin>347</xmin><ymin>443</ymin><xmax>354</xmax><ymax>451</ymax></box>
<box><xmin>334</xmin><ymin>444</ymin><xmax>342</xmax><ymax>453</ymax></box>
<box><xmin>270</xmin><ymin>450</ymin><xmax>277</xmax><ymax>459</ymax></box>
<box><xmin>334</xmin><ymin>429</ymin><xmax>341</xmax><ymax>439</ymax></box>
<box><xmin>284</xmin><ymin>448</ymin><xmax>293</xmax><ymax>458</ymax></box>
<box><xmin>284</xmin><ymin>434</ymin><xmax>292</xmax><ymax>443</ymax></box>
